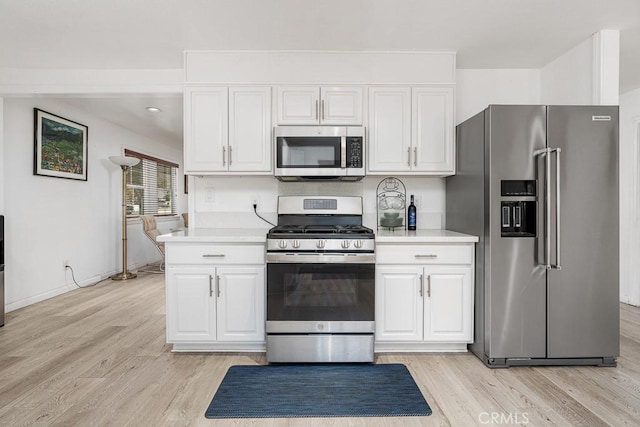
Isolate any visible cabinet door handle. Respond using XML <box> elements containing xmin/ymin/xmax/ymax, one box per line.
<box><xmin>407</xmin><ymin>147</ymin><xmax>411</xmax><ymax>166</ymax></box>
<box><xmin>216</xmin><ymin>275</ymin><xmax>221</xmax><ymax>297</ymax></box>
<box><xmin>209</xmin><ymin>275</ymin><xmax>214</xmax><ymax>297</ymax></box>
<box><xmin>414</xmin><ymin>147</ymin><xmax>417</xmax><ymax>166</ymax></box>
<box><xmin>229</xmin><ymin>146</ymin><xmax>232</xmax><ymax>166</ymax></box>
<box><xmin>427</xmin><ymin>275</ymin><xmax>431</xmax><ymax>298</ymax></box>
<box><xmin>315</xmin><ymin>100</ymin><xmax>319</xmax><ymax>120</ymax></box>
<box><xmin>415</xmin><ymin>254</ymin><xmax>438</xmax><ymax>259</ymax></box>
<box><xmin>203</xmin><ymin>254</ymin><xmax>226</xmax><ymax>258</ymax></box>
<box><xmin>222</xmin><ymin>146</ymin><xmax>226</xmax><ymax>166</ymax></box>
<box><xmin>321</xmin><ymin>99</ymin><xmax>325</xmax><ymax>121</ymax></box>
<box><xmin>419</xmin><ymin>274</ymin><xmax>423</xmax><ymax>297</ymax></box>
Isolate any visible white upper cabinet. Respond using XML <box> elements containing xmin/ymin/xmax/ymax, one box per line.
<box><xmin>368</xmin><ymin>86</ymin><xmax>455</xmax><ymax>175</ymax></box>
<box><xmin>321</xmin><ymin>87</ymin><xmax>363</xmax><ymax>125</ymax></box>
<box><xmin>184</xmin><ymin>86</ymin><xmax>228</xmax><ymax>172</ymax></box>
<box><xmin>412</xmin><ymin>87</ymin><xmax>454</xmax><ymax>173</ymax></box>
<box><xmin>367</xmin><ymin>87</ymin><xmax>412</xmax><ymax>172</ymax></box>
<box><xmin>277</xmin><ymin>86</ymin><xmax>363</xmax><ymax>125</ymax></box>
<box><xmin>184</xmin><ymin>85</ymin><xmax>272</xmax><ymax>174</ymax></box>
<box><xmin>228</xmin><ymin>87</ymin><xmax>272</xmax><ymax>172</ymax></box>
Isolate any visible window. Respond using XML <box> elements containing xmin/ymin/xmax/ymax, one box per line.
<box><xmin>124</xmin><ymin>149</ymin><xmax>179</xmax><ymax>216</ymax></box>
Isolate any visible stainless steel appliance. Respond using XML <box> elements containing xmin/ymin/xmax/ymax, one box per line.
<box><xmin>446</xmin><ymin>105</ymin><xmax>619</xmax><ymax>367</ymax></box>
<box><xmin>266</xmin><ymin>196</ymin><xmax>375</xmax><ymax>363</ymax></box>
<box><xmin>274</xmin><ymin>126</ymin><xmax>365</xmax><ymax>181</ymax></box>
<box><xmin>1</xmin><ymin>215</ymin><xmax>5</xmax><ymax>326</ymax></box>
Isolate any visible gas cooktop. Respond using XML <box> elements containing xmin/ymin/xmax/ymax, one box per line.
<box><xmin>268</xmin><ymin>224</ymin><xmax>374</xmax><ymax>237</ymax></box>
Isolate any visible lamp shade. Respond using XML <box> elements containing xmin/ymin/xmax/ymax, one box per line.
<box><xmin>109</xmin><ymin>156</ymin><xmax>140</xmax><ymax>167</ymax></box>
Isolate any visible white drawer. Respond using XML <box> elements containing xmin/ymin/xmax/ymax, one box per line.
<box><xmin>166</xmin><ymin>243</ymin><xmax>265</xmax><ymax>265</ymax></box>
<box><xmin>376</xmin><ymin>244</ymin><xmax>473</xmax><ymax>265</ymax></box>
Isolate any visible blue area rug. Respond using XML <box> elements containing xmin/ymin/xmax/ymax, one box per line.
<box><xmin>204</xmin><ymin>363</ymin><xmax>432</xmax><ymax>418</ymax></box>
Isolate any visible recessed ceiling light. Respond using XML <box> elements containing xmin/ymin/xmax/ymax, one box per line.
<box><xmin>146</xmin><ymin>106</ymin><xmax>162</xmax><ymax>113</ymax></box>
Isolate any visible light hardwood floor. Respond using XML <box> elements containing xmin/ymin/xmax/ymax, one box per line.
<box><xmin>1</xmin><ymin>273</ymin><xmax>639</xmax><ymax>426</ymax></box>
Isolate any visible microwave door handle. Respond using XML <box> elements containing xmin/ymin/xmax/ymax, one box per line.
<box><xmin>341</xmin><ymin>136</ymin><xmax>347</xmax><ymax>168</ymax></box>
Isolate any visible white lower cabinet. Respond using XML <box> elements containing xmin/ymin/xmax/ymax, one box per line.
<box><xmin>216</xmin><ymin>267</ymin><xmax>265</xmax><ymax>342</ymax></box>
<box><xmin>423</xmin><ymin>267</ymin><xmax>472</xmax><ymax>341</ymax></box>
<box><xmin>375</xmin><ymin>243</ymin><xmax>474</xmax><ymax>352</ymax></box>
<box><xmin>167</xmin><ymin>269</ymin><xmax>217</xmax><ymax>342</ymax></box>
<box><xmin>376</xmin><ymin>267</ymin><xmax>423</xmax><ymax>341</ymax></box>
<box><xmin>165</xmin><ymin>243</ymin><xmax>266</xmax><ymax>351</ymax></box>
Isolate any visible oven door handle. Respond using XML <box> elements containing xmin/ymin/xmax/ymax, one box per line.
<box><xmin>266</xmin><ymin>253</ymin><xmax>375</xmax><ymax>264</ymax></box>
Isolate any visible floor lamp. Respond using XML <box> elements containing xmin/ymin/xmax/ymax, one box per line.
<box><xmin>110</xmin><ymin>155</ymin><xmax>140</xmax><ymax>281</ymax></box>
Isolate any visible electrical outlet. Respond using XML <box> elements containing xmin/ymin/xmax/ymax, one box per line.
<box><xmin>205</xmin><ymin>187</ymin><xmax>215</xmax><ymax>203</ymax></box>
<box><xmin>63</xmin><ymin>259</ymin><xmax>69</xmax><ymax>269</ymax></box>
<box><xmin>251</xmin><ymin>195</ymin><xmax>260</xmax><ymax>207</ymax></box>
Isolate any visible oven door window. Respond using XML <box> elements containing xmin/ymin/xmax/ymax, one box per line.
<box><xmin>267</xmin><ymin>263</ymin><xmax>374</xmax><ymax>321</ymax></box>
<box><xmin>276</xmin><ymin>137</ymin><xmax>341</xmax><ymax>168</ymax></box>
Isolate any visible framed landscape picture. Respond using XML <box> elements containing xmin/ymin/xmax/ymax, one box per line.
<box><xmin>34</xmin><ymin>108</ymin><xmax>88</xmax><ymax>181</ymax></box>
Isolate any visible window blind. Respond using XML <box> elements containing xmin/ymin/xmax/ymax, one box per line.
<box><xmin>124</xmin><ymin>149</ymin><xmax>178</xmax><ymax>216</ymax></box>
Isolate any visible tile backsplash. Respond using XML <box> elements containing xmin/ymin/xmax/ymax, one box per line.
<box><xmin>192</xmin><ymin>175</ymin><xmax>445</xmax><ymax>229</ymax></box>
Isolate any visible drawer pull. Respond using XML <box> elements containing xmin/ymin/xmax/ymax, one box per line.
<box><xmin>209</xmin><ymin>275</ymin><xmax>214</xmax><ymax>297</ymax></box>
<box><xmin>415</xmin><ymin>254</ymin><xmax>438</xmax><ymax>259</ymax></box>
<box><xmin>202</xmin><ymin>254</ymin><xmax>226</xmax><ymax>258</ymax></box>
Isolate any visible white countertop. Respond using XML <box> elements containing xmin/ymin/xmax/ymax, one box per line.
<box><xmin>158</xmin><ymin>227</ymin><xmax>478</xmax><ymax>244</ymax></box>
<box><xmin>375</xmin><ymin>229</ymin><xmax>479</xmax><ymax>243</ymax></box>
<box><xmin>157</xmin><ymin>227</ymin><xmax>270</xmax><ymax>243</ymax></box>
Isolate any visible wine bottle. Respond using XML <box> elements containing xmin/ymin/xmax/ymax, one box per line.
<box><xmin>408</xmin><ymin>194</ymin><xmax>417</xmax><ymax>230</ymax></box>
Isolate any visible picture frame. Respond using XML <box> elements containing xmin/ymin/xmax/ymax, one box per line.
<box><xmin>34</xmin><ymin>108</ymin><xmax>88</xmax><ymax>181</ymax></box>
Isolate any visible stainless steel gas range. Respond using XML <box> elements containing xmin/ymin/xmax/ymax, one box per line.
<box><xmin>266</xmin><ymin>196</ymin><xmax>375</xmax><ymax>363</ymax></box>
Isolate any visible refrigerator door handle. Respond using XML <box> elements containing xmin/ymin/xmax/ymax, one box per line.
<box><xmin>550</xmin><ymin>147</ymin><xmax>562</xmax><ymax>270</ymax></box>
<box><xmin>533</xmin><ymin>147</ymin><xmax>552</xmax><ymax>269</ymax></box>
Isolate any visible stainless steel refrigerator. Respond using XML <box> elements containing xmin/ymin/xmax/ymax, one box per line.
<box><xmin>446</xmin><ymin>105</ymin><xmax>619</xmax><ymax>367</ymax></box>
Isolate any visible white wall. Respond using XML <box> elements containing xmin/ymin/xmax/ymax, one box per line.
<box><xmin>2</xmin><ymin>97</ymin><xmax>185</xmax><ymax>311</ymax></box>
<box><xmin>456</xmin><ymin>69</ymin><xmax>541</xmax><ymax>123</ymax></box>
<box><xmin>541</xmin><ymin>36</ymin><xmax>593</xmax><ymax>105</ymax></box>
<box><xmin>620</xmin><ymin>87</ymin><xmax>640</xmax><ymax>306</ymax></box>
<box><xmin>541</xmin><ymin>30</ymin><xmax>619</xmax><ymax>105</ymax></box>
<box><xmin>191</xmin><ymin>175</ymin><xmax>445</xmax><ymax>231</ymax></box>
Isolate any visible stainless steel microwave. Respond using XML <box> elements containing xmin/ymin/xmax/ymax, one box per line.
<box><xmin>274</xmin><ymin>126</ymin><xmax>365</xmax><ymax>181</ymax></box>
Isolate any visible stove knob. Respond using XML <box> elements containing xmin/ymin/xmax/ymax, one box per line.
<box><xmin>292</xmin><ymin>240</ymin><xmax>300</xmax><ymax>249</ymax></box>
<box><xmin>354</xmin><ymin>240</ymin><xmax>363</xmax><ymax>249</ymax></box>
<box><xmin>341</xmin><ymin>240</ymin><xmax>350</xmax><ymax>249</ymax></box>
<box><xmin>316</xmin><ymin>239</ymin><xmax>326</xmax><ymax>249</ymax></box>
<box><xmin>278</xmin><ymin>240</ymin><xmax>287</xmax><ymax>249</ymax></box>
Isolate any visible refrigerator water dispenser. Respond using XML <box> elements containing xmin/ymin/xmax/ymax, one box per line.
<box><xmin>500</xmin><ymin>180</ymin><xmax>536</xmax><ymax>237</ymax></box>
<box><xmin>500</xmin><ymin>201</ymin><xmax>536</xmax><ymax>237</ymax></box>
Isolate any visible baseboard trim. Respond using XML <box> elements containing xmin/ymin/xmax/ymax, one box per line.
<box><xmin>6</xmin><ymin>260</ymin><xmax>163</xmax><ymax>313</ymax></box>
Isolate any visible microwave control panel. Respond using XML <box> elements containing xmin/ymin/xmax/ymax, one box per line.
<box><xmin>346</xmin><ymin>137</ymin><xmax>363</xmax><ymax>168</ymax></box>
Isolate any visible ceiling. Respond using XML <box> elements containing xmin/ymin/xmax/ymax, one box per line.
<box><xmin>2</xmin><ymin>0</ymin><xmax>640</xmax><ymax>145</ymax></box>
